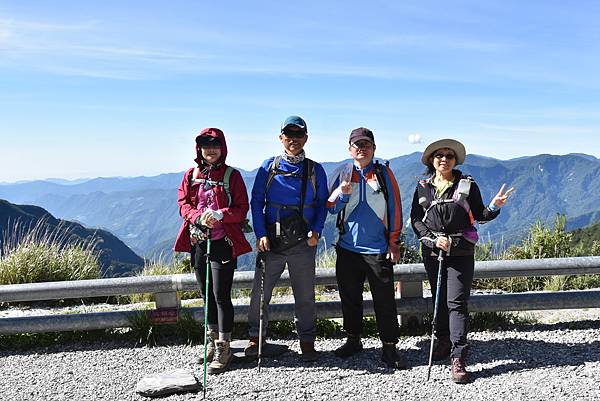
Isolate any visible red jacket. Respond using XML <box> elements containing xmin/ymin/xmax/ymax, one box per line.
<box><xmin>173</xmin><ymin>128</ymin><xmax>252</xmax><ymax>258</ymax></box>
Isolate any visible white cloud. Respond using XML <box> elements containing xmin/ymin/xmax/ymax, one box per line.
<box><xmin>408</xmin><ymin>133</ymin><xmax>422</xmax><ymax>144</ymax></box>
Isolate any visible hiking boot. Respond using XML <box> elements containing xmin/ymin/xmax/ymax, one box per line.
<box><xmin>199</xmin><ymin>330</ymin><xmax>218</xmax><ymax>363</ymax></box>
<box><xmin>432</xmin><ymin>336</ymin><xmax>452</xmax><ymax>361</ymax></box>
<box><xmin>244</xmin><ymin>336</ymin><xmax>264</xmax><ymax>358</ymax></box>
<box><xmin>451</xmin><ymin>357</ymin><xmax>470</xmax><ymax>384</ymax></box>
<box><xmin>381</xmin><ymin>342</ymin><xmax>407</xmax><ymax>370</ymax></box>
<box><xmin>334</xmin><ymin>335</ymin><xmax>363</xmax><ymax>358</ymax></box>
<box><xmin>207</xmin><ymin>340</ymin><xmax>233</xmax><ymax>375</ymax></box>
<box><xmin>300</xmin><ymin>341</ymin><xmax>319</xmax><ymax>362</ymax></box>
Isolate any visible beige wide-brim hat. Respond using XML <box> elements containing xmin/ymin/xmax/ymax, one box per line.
<box><xmin>421</xmin><ymin>138</ymin><xmax>466</xmax><ymax>165</ymax></box>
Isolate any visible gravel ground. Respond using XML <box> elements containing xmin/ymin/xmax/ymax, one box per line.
<box><xmin>2</xmin><ymin>319</ymin><xmax>600</xmax><ymax>401</ymax></box>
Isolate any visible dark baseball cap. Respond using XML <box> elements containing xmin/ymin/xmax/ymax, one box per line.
<box><xmin>349</xmin><ymin>127</ymin><xmax>375</xmax><ymax>144</ymax></box>
<box><xmin>281</xmin><ymin>115</ymin><xmax>307</xmax><ymax>133</ymax></box>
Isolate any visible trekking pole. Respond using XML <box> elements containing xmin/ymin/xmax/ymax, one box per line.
<box><xmin>427</xmin><ymin>243</ymin><xmax>447</xmax><ymax>381</ymax></box>
<box><xmin>257</xmin><ymin>251</ymin><xmax>267</xmax><ymax>372</ymax></box>
<box><xmin>202</xmin><ymin>227</ymin><xmax>212</xmax><ymax>400</ymax></box>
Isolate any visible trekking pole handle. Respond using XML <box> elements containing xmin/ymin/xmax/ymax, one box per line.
<box><xmin>436</xmin><ymin>235</ymin><xmax>452</xmax><ymax>260</ymax></box>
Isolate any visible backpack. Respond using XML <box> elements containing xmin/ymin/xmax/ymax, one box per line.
<box><xmin>191</xmin><ymin>165</ymin><xmax>234</xmax><ymax>206</ymax></box>
<box><xmin>190</xmin><ymin>166</ymin><xmax>252</xmax><ymax>233</ymax></box>
<box><xmin>417</xmin><ymin>175</ymin><xmax>479</xmax><ymax>244</ymax></box>
<box><xmin>265</xmin><ymin>155</ymin><xmax>316</xmax><ymax>203</ymax></box>
<box><xmin>336</xmin><ymin>160</ymin><xmax>392</xmax><ymax>241</ymax></box>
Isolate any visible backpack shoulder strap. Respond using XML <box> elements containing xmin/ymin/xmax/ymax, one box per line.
<box><xmin>417</xmin><ymin>178</ymin><xmax>434</xmax><ymax>208</ymax></box>
<box><xmin>188</xmin><ymin>167</ymin><xmax>199</xmax><ymax>187</ymax></box>
<box><xmin>335</xmin><ymin>163</ymin><xmax>349</xmax><ymax>236</ymax></box>
<box><xmin>336</xmin><ymin>204</ymin><xmax>347</xmax><ymax>235</ymax></box>
<box><xmin>304</xmin><ymin>158</ymin><xmax>316</xmax><ymax>202</ymax></box>
<box><xmin>265</xmin><ymin>155</ymin><xmax>282</xmax><ymax>193</ymax></box>
<box><xmin>373</xmin><ymin>160</ymin><xmax>392</xmax><ymax>241</ymax></box>
<box><xmin>373</xmin><ymin>160</ymin><xmax>389</xmax><ymax>203</ymax></box>
<box><xmin>299</xmin><ymin>158</ymin><xmax>311</xmax><ymax>219</ymax></box>
<box><xmin>223</xmin><ymin>166</ymin><xmax>234</xmax><ymax>207</ymax></box>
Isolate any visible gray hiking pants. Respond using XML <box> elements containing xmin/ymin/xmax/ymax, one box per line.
<box><xmin>247</xmin><ymin>241</ymin><xmax>317</xmax><ymax>342</ymax></box>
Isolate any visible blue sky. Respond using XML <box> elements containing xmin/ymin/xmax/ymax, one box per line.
<box><xmin>1</xmin><ymin>0</ymin><xmax>599</xmax><ymax>182</ymax></box>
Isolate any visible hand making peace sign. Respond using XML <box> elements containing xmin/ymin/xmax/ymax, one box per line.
<box><xmin>491</xmin><ymin>183</ymin><xmax>515</xmax><ymax>209</ymax></box>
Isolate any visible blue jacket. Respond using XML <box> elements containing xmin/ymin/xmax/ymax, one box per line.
<box><xmin>327</xmin><ymin>160</ymin><xmax>402</xmax><ymax>254</ymax></box>
<box><xmin>251</xmin><ymin>156</ymin><xmax>329</xmax><ymax>239</ymax></box>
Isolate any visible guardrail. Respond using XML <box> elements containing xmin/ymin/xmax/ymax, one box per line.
<box><xmin>1</xmin><ymin>256</ymin><xmax>599</xmax><ymax>335</ymax></box>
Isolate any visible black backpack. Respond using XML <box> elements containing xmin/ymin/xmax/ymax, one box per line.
<box><xmin>265</xmin><ymin>155</ymin><xmax>316</xmax><ymax>252</ymax></box>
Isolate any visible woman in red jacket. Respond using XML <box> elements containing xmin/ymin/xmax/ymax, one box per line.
<box><xmin>174</xmin><ymin>127</ymin><xmax>252</xmax><ymax>374</ymax></box>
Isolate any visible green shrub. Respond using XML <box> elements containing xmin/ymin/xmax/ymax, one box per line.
<box><xmin>316</xmin><ymin>319</ymin><xmax>343</xmax><ymax>338</ymax></box>
<box><xmin>475</xmin><ymin>241</ymin><xmax>495</xmax><ymax>261</ymax></box>
<box><xmin>504</xmin><ymin>215</ymin><xmax>573</xmax><ymax>260</ymax></box>
<box><xmin>469</xmin><ymin>311</ymin><xmax>536</xmax><ymax>331</ymax></box>
<box><xmin>397</xmin><ymin>234</ymin><xmax>422</xmax><ymax>264</ymax></box>
<box><xmin>473</xmin><ymin>215</ymin><xmax>600</xmax><ymax>292</ymax></box>
<box><xmin>268</xmin><ymin>319</ymin><xmax>296</xmax><ymax>337</ymax></box>
<box><xmin>0</xmin><ymin>220</ymin><xmax>101</xmax><ymax>284</ymax></box>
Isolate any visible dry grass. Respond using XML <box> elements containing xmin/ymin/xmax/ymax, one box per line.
<box><xmin>0</xmin><ymin>218</ymin><xmax>101</xmax><ymax>284</ymax></box>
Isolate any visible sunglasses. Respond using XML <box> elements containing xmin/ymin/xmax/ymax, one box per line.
<box><xmin>434</xmin><ymin>152</ymin><xmax>455</xmax><ymax>160</ymax></box>
<box><xmin>199</xmin><ymin>143</ymin><xmax>221</xmax><ymax>149</ymax></box>
<box><xmin>351</xmin><ymin>141</ymin><xmax>374</xmax><ymax>150</ymax></box>
<box><xmin>282</xmin><ymin>129</ymin><xmax>306</xmax><ymax>138</ymax></box>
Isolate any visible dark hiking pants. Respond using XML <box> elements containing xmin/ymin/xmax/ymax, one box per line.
<box><xmin>335</xmin><ymin>246</ymin><xmax>399</xmax><ymax>343</ymax></box>
<box><xmin>424</xmin><ymin>253</ymin><xmax>474</xmax><ymax>359</ymax></box>
<box><xmin>192</xmin><ymin>238</ymin><xmax>236</xmax><ymax>334</ymax></box>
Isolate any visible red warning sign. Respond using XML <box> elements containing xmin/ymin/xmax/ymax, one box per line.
<box><xmin>149</xmin><ymin>308</ymin><xmax>179</xmax><ymax>325</ymax></box>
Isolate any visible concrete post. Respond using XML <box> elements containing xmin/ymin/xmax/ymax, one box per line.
<box><xmin>154</xmin><ymin>292</ymin><xmax>180</xmax><ymax>309</ymax></box>
<box><xmin>396</xmin><ymin>280</ymin><xmax>424</xmax><ymax>327</ymax></box>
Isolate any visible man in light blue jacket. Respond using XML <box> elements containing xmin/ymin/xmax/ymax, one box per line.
<box><xmin>327</xmin><ymin>127</ymin><xmax>406</xmax><ymax>369</ymax></box>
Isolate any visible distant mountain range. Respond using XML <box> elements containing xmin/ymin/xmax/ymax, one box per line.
<box><xmin>0</xmin><ymin>199</ymin><xmax>144</xmax><ymax>277</ymax></box>
<box><xmin>1</xmin><ymin>152</ymin><xmax>599</xmax><ymax>273</ymax></box>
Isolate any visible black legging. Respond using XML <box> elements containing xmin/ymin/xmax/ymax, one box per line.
<box><xmin>191</xmin><ymin>238</ymin><xmax>236</xmax><ymax>334</ymax></box>
<box><xmin>424</xmin><ymin>254</ymin><xmax>474</xmax><ymax>359</ymax></box>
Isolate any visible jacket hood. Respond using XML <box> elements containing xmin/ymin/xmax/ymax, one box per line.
<box><xmin>195</xmin><ymin>127</ymin><xmax>228</xmax><ymax>165</ymax></box>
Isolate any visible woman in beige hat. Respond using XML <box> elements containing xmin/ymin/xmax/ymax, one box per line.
<box><xmin>410</xmin><ymin>138</ymin><xmax>513</xmax><ymax>383</ymax></box>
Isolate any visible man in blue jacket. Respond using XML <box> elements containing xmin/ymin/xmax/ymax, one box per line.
<box><xmin>246</xmin><ymin>115</ymin><xmax>328</xmax><ymax>362</ymax></box>
<box><xmin>327</xmin><ymin>127</ymin><xmax>406</xmax><ymax>369</ymax></box>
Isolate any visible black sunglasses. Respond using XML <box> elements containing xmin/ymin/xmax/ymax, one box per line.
<box><xmin>282</xmin><ymin>129</ymin><xmax>306</xmax><ymax>138</ymax></box>
<box><xmin>434</xmin><ymin>152</ymin><xmax>455</xmax><ymax>160</ymax></box>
